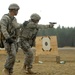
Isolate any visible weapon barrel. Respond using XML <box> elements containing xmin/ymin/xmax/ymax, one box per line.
<box><xmin>49</xmin><ymin>22</ymin><xmax>57</xmax><ymax>24</ymax></box>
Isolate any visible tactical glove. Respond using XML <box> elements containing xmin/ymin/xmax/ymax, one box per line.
<box><xmin>49</xmin><ymin>22</ymin><xmax>57</xmax><ymax>28</ymax></box>
<box><xmin>49</xmin><ymin>24</ymin><xmax>54</xmax><ymax>28</ymax></box>
<box><xmin>6</xmin><ymin>38</ymin><xmax>14</xmax><ymax>44</ymax></box>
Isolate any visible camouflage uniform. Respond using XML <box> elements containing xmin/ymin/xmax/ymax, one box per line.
<box><xmin>1</xmin><ymin>3</ymin><xmax>20</xmax><ymax>75</ymax></box>
<box><xmin>20</xmin><ymin>13</ymin><xmax>53</xmax><ymax>73</ymax></box>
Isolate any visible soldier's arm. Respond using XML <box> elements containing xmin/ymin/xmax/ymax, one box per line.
<box><xmin>37</xmin><ymin>24</ymin><xmax>53</xmax><ymax>29</ymax></box>
<box><xmin>0</xmin><ymin>15</ymin><xmax>10</xmax><ymax>39</ymax></box>
<box><xmin>12</xmin><ymin>18</ymin><xmax>22</xmax><ymax>29</ymax></box>
<box><xmin>37</xmin><ymin>24</ymin><xmax>49</xmax><ymax>29</ymax></box>
<box><xmin>37</xmin><ymin>22</ymin><xmax>56</xmax><ymax>29</ymax></box>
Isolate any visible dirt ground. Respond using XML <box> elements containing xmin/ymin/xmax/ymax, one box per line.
<box><xmin>0</xmin><ymin>48</ymin><xmax>75</xmax><ymax>75</ymax></box>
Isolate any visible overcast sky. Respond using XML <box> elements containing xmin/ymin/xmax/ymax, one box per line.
<box><xmin>0</xmin><ymin>0</ymin><xmax>75</xmax><ymax>28</ymax></box>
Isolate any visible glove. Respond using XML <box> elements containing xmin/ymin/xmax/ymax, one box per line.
<box><xmin>6</xmin><ymin>38</ymin><xmax>14</xmax><ymax>44</ymax></box>
<box><xmin>49</xmin><ymin>24</ymin><xmax>54</xmax><ymax>28</ymax></box>
<box><xmin>49</xmin><ymin>22</ymin><xmax>56</xmax><ymax>28</ymax></box>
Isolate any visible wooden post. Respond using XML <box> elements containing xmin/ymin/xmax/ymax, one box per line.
<box><xmin>34</xmin><ymin>56</ymin><xmax>39</xmax><ymax>63</ymax></box>
<box><xmin>56</xmin><ymin>56</ymin><xmax>60</xmax><ymax>63</ymax></box>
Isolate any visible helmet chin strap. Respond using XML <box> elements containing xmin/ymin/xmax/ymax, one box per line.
<box><xmin>31</xmin><ymin>19</ymin><xmax>39</xmax><ymax>23</ymax></box>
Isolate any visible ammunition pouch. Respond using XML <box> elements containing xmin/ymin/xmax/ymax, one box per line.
<box><xmin>0</xmin><ymin>32</ymin><xmax>5</xmax><ymax>48</ymax></box>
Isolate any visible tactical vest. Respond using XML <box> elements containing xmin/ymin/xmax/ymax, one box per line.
<box><xmin>20</xmin><ymin>21</ymin><xmax>38</xmax><ymax>39</ymax></box>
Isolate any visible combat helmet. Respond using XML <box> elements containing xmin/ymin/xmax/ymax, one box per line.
<box><xmin>8</xmin><ymin>3</ymin><xmax>20</xmax><ymax>10</ymax></box>
<box><xmin>30</xmin><ymin>13</ymin><xmax>41</xmax><ymax>21</ymax></box>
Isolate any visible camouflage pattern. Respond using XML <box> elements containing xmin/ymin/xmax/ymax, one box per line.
<box><xmin>20</xmin><ymin>13</ymin><xmax>53</xmax><ymax>70</ymax></box>
<box><xmin>20</xmin><ymin>21</ymin><xmax>50</xmax><ymax>39</ymax></box>
<box><xmin>3</xmin><ymin>40</ymin><xmax>18</xmax><ymax>73</ymax></box>
<box><xmin>8</xmin><ymin>3</ymin><xmax>20</xmax><ymax>10</ymax></box>
<box><xmin>20</xmin><ymin>38</ymin><xmax>34</xmax><ymax>69</ymax></box>
<box><xmin>0</xmin><ymin>14</ymin><xmax>21</xmax><ymax>73</ymax></box>
<box><xmin>30</xmin><ymin>13</ymin><xmax>41</xmax><ymax>20</ymax></box>
<box><xmin>0</xmin><ymin>14</ymin><xmax>21</xmax><ymax>39</ymax></box>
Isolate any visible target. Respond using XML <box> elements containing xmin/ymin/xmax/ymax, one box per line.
<box><xmin>35</xmin><ymin>36</ymin><xmax>59</xmax><ymax>62</ymax></box>
<box><xmin>35</xmin><ymin>36</ymin><xmax>58</xmax><ymax>56</ymax></box>
<box><xmin>42</xmin><ymin>37</ymin><xmax>51</xmax><ymax>51</ymax></box>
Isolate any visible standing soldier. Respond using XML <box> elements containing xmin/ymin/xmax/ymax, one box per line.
<box><xmin>20</xmin><ymin>13</ymin><xmax>54</xmax><ymax>74</ymax></box>
<box><xmin>1</xmin><ymin>3</ymin><xmax>21</xmax><ymax>75</ymax></box>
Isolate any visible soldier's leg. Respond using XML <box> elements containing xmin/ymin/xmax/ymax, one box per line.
<box><xmin>2</xmin><ymin>41</ymin><xmax>17</xmax><ymax>75</ymax></box>
<box><xmin>24</xmin><ymin>48</ymin><xmax>34</xmax><ymax>69</ymax></box>
<box><xmin>20</xmin><ymin>40</ymin><xmax>36</xmax><ymax>74</ymax></box>
<box><xmin>24</xmin><ymin>48</ymin><xmax>37</xmax><ymax>74</ymax></box>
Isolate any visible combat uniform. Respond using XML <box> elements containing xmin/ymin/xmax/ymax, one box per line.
<box><xmin>20</xmin><ymin>13</ymin><xmax>53</xmax><ymax>74</ymax></box>
<box><xmin>1</xmin><ymin>3</ymin><xmax>20</xmax><ymax>75</ymax></box>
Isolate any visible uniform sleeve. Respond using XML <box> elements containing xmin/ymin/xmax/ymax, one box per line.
<box><xmin>0</xmin><ymin>15</ymin><xmax>10</xmax><ymax>39</ymax></box>
<box><xmin>12</xmin><ymin>18</ymin><xmax>22</xmax><ymax>29</ymax></box>
<box><xmin>37</xmin><ymin>23</ymin><xmax>54</xmax><ymax>29</ymax></box>
<box><xmin>37</xmin><ymin>24</ymin><xmax>50</xmax><ymax>29</ymax></box>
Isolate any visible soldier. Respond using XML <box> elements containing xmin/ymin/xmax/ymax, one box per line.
<box><xmin>1</xmin><ymin>3</ymin><xmax>21</xmax><ymax>75</ymax></box>
<box><xmin>20</xmin><ymin>13</ymin><xmax>54</xmax><ymax>74</ymax></box>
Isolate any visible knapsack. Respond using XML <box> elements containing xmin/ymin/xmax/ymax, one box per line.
<box><xmin>20</xmin><ymin>20</ymin><xmax>29</xmax><ymax>34</ymax></box>
<box><xmin>0</xmin><ymin>27</ymin><xmax>4</xmax><ymax>48</ymax></box>
<box><xmin>0</xmin><ymin>14</ymin><xmax>14</xmax><ymax>48</ymax></box>
<box><xmin>23</xmin><ymin>21</ymin><xmax>29</xmax><ymax>27</ymax></box>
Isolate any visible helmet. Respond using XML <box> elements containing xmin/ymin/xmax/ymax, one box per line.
<box><xmin>30</xmin><ymin>13</ymin><xmax>41</xmax><ymax>20</ymax></box>
<box><xmin>8</xmin><ymin>3</ymin><xmax>20</xmax><ymax>10</ymax></box>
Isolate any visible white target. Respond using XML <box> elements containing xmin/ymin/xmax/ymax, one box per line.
<box><xmin>42</xmin><ymin>37</ymin><xmax>51</xmax><ymax>51</ymax></box>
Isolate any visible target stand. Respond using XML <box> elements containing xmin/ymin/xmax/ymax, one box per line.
<box><xmin>34</xmin><ymin>36</ymin><xmax>60</xmax><ymax>63</ymax></box>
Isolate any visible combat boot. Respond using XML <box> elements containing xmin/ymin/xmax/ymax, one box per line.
<box><xmin>23</xmin><ymin>64</ymin><xmax>26</xmax><ymax>70</ymax></box>
<box><xmin>22</xmin><ymin>64</ymin><xmax>27</xmax><ymax>73</ymax></box>
<box><xmin>26</xmin><ymin>69</ymin><xmax>36</xmax><ymax>74</ymax></box>
<box><xmin>9</xmin><ymin>69</ymin><xmax>13</xmax><ymax>75</ymax></box>
<box><xmin>2</xmin><ymin>68</ymin><xmax>9</xmax><ymax>75</ymax></box>
<box><xmin>9</xmin><ymin>73</ymin><xmax>13</xmax><ymax>75</ymax></box>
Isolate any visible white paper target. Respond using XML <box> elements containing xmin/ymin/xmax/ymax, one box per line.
<box><xmin>42</xmin><ymin>37</ymin><xmax>51</xmax><ymax>51</ymax></box>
